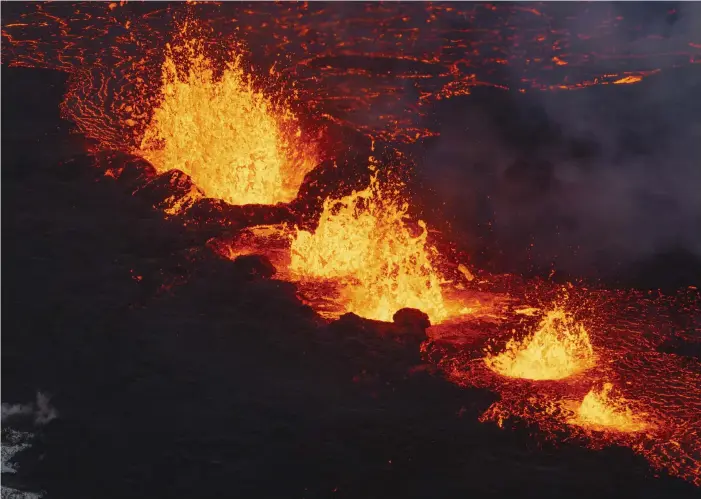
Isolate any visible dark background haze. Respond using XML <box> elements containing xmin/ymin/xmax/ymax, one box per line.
<box><xmin>412</xmin><ymin>3</ymin><xmax>701</xmax><ymax>285</ymax></box>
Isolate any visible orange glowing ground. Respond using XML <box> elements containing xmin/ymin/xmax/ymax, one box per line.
<box><xmin>137</xmin><ymin>33</ymin><xmax>317</xmax><ymax>206</ymax></box>
<box><xmin>570</xmin><ymin>382</ymin><xmax>649</xmax><ymax>433</ymax></box>
<box><xmin>484</xmin><ymin>307</ymin><xmax>595</xmax><ymax>380</ymax></box>
<box><xmin>289</xmin><ymin>167</ymin><xmax>448</xmax><ymax>323</ymax></box>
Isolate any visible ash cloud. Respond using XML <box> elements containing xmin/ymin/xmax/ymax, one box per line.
<box><xmin>416</xmin><ymin>3</ymin><xmax>701</xmax><ymax>283</ymax></box>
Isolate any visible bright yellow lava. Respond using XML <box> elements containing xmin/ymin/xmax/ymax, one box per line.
<box><xmin>485</xmin><ymin>307</ymin><xmax>594</xmax><ymax>380</ymax></box>
<box><xmin>571</xmin><ymin>383</ymin><xmax>648</xmax><ymax>432</ymax></box>
<box><xmin>613</xmin><ymin>75</ymin><xmax>643</xmax><ymax>85</ymax></box>
<box><xmin>288</xmin><ymin>168</ymin><xmax>447</xmax><ymax>323</ymax></box>
<box><xmin>138</xmin><ymin>33</ymin><xmax>317</xmax><ymax>206</ymax></box>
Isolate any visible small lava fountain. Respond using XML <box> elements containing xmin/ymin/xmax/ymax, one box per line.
<box><xmin>289</xmin><ymin>166</ymin><xmax>447</xmax><ymax>323</ymax></box>
<box><xmin>484</xmin><ymin>307</ymin><xmax>595</xmax><ymax>380</ymax></box>
<box><xmin>570</xmin><ymin>382</ymin><xmax>649</xmax><ymax>433</ymax></box>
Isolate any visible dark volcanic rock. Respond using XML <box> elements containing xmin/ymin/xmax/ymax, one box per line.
<box><xmin>289</xmin><ymin>156</ymin><xmax>371</xmax><ymax>228</ymax></box>
<box><xmin>231</xmin><ymin>254</ymin><xmax>277</xmax><ymax>280</ymax></box>
<box><xmin>657</xmin><ymin>336</ymin><xmax>701</xmax><ymax>362</ymax></box>
<box><xmin>328</xmin><ymin>311</ymin><xmax>427</xmax><ymax>369</ymax></box>
<box><xmin>189</xmin><ymin>198</ymin><xmax>295</xmax><ymax>231</ymax></box>
<box><xmin>392</xmin><ymin>308</ymin><xmax>431</xmax><ymax>342</ymax></box>
<box><xmin>133</xmin><ymin>169</ymin><xmax>204</xmax><ymax>212</ymax></box>
<box><xmin>49</xmin><ymin>154</ymin><xmax>100</xmax><ymax>182</ymax></box>
<box><xmin>94</xmin><ymin>152</ymin><xmax>158</xmax><ymax>192</ymax></box>
<box><xmin>115</xmin><ymin>157</ymin><xmax>158</xmax><ymax>191</ymax></box>
<box><xmin>290</xmin><ymin>144</ymin><xmax>412</xmax><ymax>230</ymax></box>
<box><xmin>318</xmin><ymin>118</ymin><xmax>374</xmax><ymax>154</ymax></box>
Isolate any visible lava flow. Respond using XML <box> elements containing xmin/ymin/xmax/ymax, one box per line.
<box><xmin>289</xmin><ymin>166</ymin><xmax>448</xmax><ymax>323</ymax></box>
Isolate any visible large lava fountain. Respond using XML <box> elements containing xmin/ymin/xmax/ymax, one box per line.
<box><xmin>138</xmin><ymin>30</ymin><xmax>317</xmax><ymax>205</ymax></box>
<box><xmin>289</xmin><ymin>166</ymin><xmax>448</xmax><ymax>323</ymax></box>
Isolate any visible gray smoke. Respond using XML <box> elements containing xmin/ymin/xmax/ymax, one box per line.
<box><xmin>2</xmin><ymin>392</ymin><xmax>58</xmax><ymax>426</ymax></box>
<box><xmin>417</xmin><ymin>2</ymin><xmax>701</xmax><ymax>278</ymax></box>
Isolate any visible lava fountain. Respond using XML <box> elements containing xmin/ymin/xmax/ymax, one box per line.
<box><xmin>137</xmin><ymin>32</ymin><xmax>317</xmax><ymax>206</ymax></box>
<box><xmin>484</xmin><ymin>307</ymin><xmax>595</xmax><ymax>380</ymax></box>
<box><xmin>289</xmin><ymin>166</ymin><xmax>447</xmax><ymax>323</ymax></box>
<box><xmin>569</xmin><ymin>382</ymin><xmax>649</xmax><ymax>433</ymax></box>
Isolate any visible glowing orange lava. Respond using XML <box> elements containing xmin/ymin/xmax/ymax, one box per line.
<box><xmin>613</xmin><ymin>75</ymin><xmax>644</xmax><ymax>85</ymax></box>
<box><xmin>289</xmin><ymin>166</ymin><xmax>447</xmax><ymax>323</ymax></box>
<box><xmin>570</xmin><ymin>382</ymin><xmax>649</xmax><ymax>432</ymax></box>
<box><xmin>137</xmin><ymin>32</ymin><xmax>317</xmax><ymax>206</ymax></box>
<box><xmin>484</xmin><ymin>307</ymin><xmax>595</xmax><ymax>380</ymax></box>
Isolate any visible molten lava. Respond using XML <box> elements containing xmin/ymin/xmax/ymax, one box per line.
<box><xmin>137</xmin><ymin>34</ymin><xmax>317</xmax><ymax>206</ymax></box>
<box><xmin>484</xmin><ymin>307</ymin><xmax>594</xmax><ymax>380</ymax></box>
<box><xmin>289</xmin><ymin>168</ymin><xmax>447</xmax><ymax>323</ymax></box>
<box><xmin>570</xmin><ymin>383</ymin><xmax>648</xmax><ymax>433</ymax></box>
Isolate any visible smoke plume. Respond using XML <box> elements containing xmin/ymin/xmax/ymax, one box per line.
<box><xmin>416</xmin><ymin>2</ymin><xmax>701</xmax><ymax>283</ymax></box>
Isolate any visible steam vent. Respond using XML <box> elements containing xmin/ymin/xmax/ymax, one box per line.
<box><xmin>3</xmin><ymin>3</ymin><xmax>701</xmax><ymax>498</ymax></box>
